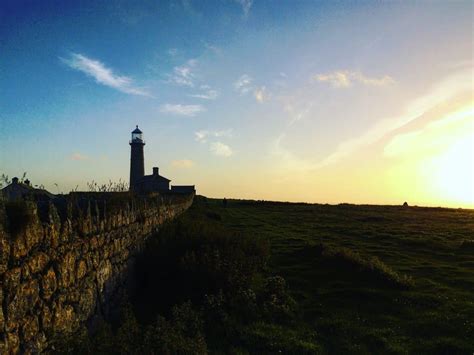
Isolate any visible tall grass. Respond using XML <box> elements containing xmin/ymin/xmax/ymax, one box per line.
<box><xmin>322</xmin><ymin>246</ymin><xmax>415</xmax><ymax>289</ymax></box>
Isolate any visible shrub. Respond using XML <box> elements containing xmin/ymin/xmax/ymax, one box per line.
<box><xmin>228</xmin><ymin>288</ymin><xmax>258</xmax><ymax>322</ymax></box>
<box><xmin>49</xmin><ymin>326</ymin><xmax>92</xmax><ymax>354</ymax></box>
<box><xmin>115</xmin><ymin>305</ymin><xmax>144</xmax><ymax>354</ymax></box>
<box><xmin>142</xmin><ymin>302</ymin><xmax>207</xmax><ymax>354</ymax></box>
<box><xmin>90</xmin><ymin>320</ymin><xmax>115</xmax><ymax>354</ymax></box>
<box><xmin>140</xmin><ymin>218</ymin><xmax>270</xmax><ymax>299</ymax></box>
<box><xmin>259</xmin><ymin>276</ymin><xmax>298</xmax><ymax>323</ymax></box>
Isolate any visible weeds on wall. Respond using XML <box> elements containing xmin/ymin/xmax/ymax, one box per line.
<box><xmin>86</xmin><ymin>179</ymin><xmax>128</xmax><ymax>192</ymax></box>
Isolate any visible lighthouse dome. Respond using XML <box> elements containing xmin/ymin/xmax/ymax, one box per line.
<box><xmin>131</xmin><ymin>125</ymin><xmax>143</xmax><ymax>142</ymax></box>
<box><xmin>132</xmin><ymin>125</ymin><xmax>142</xmax><ymax>134</ymax></box>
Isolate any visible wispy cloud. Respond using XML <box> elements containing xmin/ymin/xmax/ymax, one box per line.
<box><xmin>167</xmin><ymin>48</ymin><xmax>178</xmax><ymax>57</ymax></box>
<box><xmin>314</xmin><ymin>68</ymin><xmax>473</xmax><ymax>167</ymax></box>
<box><xmin>235</xmin><ymin>0</ymin><xmax>253</xmax><ymax>17</ymax></box>
<box><xmin>61</xmin><ymin>53</ymin><xmax>150</xmax><ymax>96</ymax></box>
<box><xmin>195</xmin><ymin>129</ymin><xmax>233</xmax><ymax>143</ymax></box>
<box><xmin>314</xmin><ymin>70</ymin><xmax>395</xmax><ymax>88</ymax></box>
<box><xmin>167</xmin><ymin>59</ymin><xmax>197</xmax><ymax>87</ymax></box>
<box><xmin>234</xmin><ymin>74</ymin><xmax>253</xmax><ymax>94</ymax></box>
<box><xmin>70</xmin><ymin>152</ymin><xmax>88</xmax><ymax>161</ymax></box>
<box><xmin>270</xmin><ymin>133</ymin><xmax>313</xmax><ymax>173</ymax></box>
<box><xmin>254</xmin><ymin>86</ymin><xmax>269</xmax><ymax>103</ymax></box>
<box><xmin>210</xmin><ymin>141</ymin><xmax>233</xmax><ymax>157</ymax></box>
<box><xmin>160</xmin><ymin>103</ymin><xmax>205</xmax><ymax>117</ymax></box>
<box><xmin>203</xmin><ymin>42</ymin><xmax>222</xmax><ymax>55</ymax></box>
<box><xmin>384</xmin><ymin>105</ymin><xmax>473</xmax><ymax>158</ymax></box>
<box><xmin>284</xmin><ymin>102</ymin><xmax>313</xmax><ymax>125</ymax></box>
<box><xmin>171</xmin><ymin>159</ymin><xmax>195</xmax><ymax>168</ymax></box>
<box><xmin>190</xmin><ymin>85</ymin><xmax>218</xmax><ymax>100</ymax></box>
<box><xmin>234</xmin><ymin>75</ymin><xmax>271</xmax><ymax>102</ymax></box>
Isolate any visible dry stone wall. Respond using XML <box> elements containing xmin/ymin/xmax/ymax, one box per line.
<box><xmin>0</xmin><ymin>192</ymin><xmax>194</xmax><ymax>354</ymax></box>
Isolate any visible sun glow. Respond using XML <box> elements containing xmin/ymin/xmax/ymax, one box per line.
<box><xmin>429</xmin><ymin>133</ymin><xmax>474</xmax><ymax>206</ymax></box>
<box><xmin>422</xmin><ymin>106</ymin><xmax>474</xmax><ymax>206</ymax></box>
<box><xmin>384</xmin><ymin>105</ymin><xmax>474</xmax><ymax>208</ymax></box>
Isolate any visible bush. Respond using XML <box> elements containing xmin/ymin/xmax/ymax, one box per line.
<box><xmin>142</xmin><ymin>302</ymin><xmax>207</xmax><ymax>354</ymax></box>
<box><xmin>260</xmin><ymin>276</ymin><xmax>298</xmax><ymax>323</ymax></box>
<box><xmin>49</xmin><ymin>326</ymin><xmax>92</xmax><ymax>354</ymax></box>
<box><xmin>115</xmin><ymin>305</ymin><xmax>144</xmax><ymax>354</ymax></box>
<box><xmin>134</xmin><ymin>218</ymin><xmax>270</xmax><ymax>309</ymax></box>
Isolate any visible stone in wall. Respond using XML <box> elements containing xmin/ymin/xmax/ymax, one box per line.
<box><xmin>41</xmin><ymin>267</ymin><xmax>57</xmax><ymax>300</ymax></box>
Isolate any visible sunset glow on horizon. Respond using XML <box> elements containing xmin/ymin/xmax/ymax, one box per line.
<box><xmin>1</xmin><ymin>1</ymin><xmax>473</xmax><ymax>208</ymax></box>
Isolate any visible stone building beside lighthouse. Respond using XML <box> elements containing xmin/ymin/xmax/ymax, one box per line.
<box><xmin>129</xmin><ymin>126</ymin><xmax>195</xmax><ymax>194</ymax></box>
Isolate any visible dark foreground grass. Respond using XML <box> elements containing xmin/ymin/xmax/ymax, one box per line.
<box><xmin>186</xmin><ymin>197</ymin><xmax>474</xmax><ymax>354</ymax></box>
<box><xmin>53</xmin><ymin>199</ymin><xmax>320</xmax><ymax>354</ymax></box>
<box><xmin>55</xmin><ymin>196</ymin><xmax>474</xmax><ymax>354</ymax></box>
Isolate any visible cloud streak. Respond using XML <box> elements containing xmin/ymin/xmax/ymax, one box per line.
<box><xmin>168</xmin><ymin>59</ymin><xmax>197</xmax><ymax>87</ymax></box>
<box><xmin>234</xmin><ymin>74</ymin><xmax>253</xmax><ymax>94</ymax></box>
<box><xmin>70</xmin><ymin>152</ymin><xmax>88</xmax><ymax>161</ymax></box>
<box><xmin>195</xmin><ymin>129</ymin><xmax>232</xmax><ymax>143</ymax></box>
<box><xmin>284</xmin><ymin>102</ymin><xmax>313</xmax><ymax>126</ymax></box>
<box><xmin>254</xmin><ymin>86</ymin><xmax>269</xmax><ymax>103</ymax></box>
<box><xmin>235</xmin><ymin>0</ymin><xmax>253</xmax><ymax>17</ymax></box>
<box><xmin>383</xmin><ymin>105</ymin><xmax>473</xmax><ymax>158</ymax></box>
<box><xmin>314</xmin><ymin>70</ymin><xmax>395</xmax><ymax>88</ymax></box>
<box><xmin>203</xmin><ymin>42</ymin><xmax>222</xmax><ymax>55</ymax></box>
<box><xmin>190</xmin><ymin>85</ymin><xmax>218</xmax><ymax>100</ymax></box>
<box><xmin>210</xmin><ymin>141</ymin><xmax>233</xmax><ymax>157</ymax></box>
<box><xmin>160</xmin><ymin>103</ymin><xmax>205</xmax><ymax>117</ymax></box>
<box><xmin>171</xmin><ymin>159</ymin><xmax>195</xmax><ymax>168</ymax></box>
<box><xmin>61</xmin><ymin>53</ymin><xmax>150</xmax><ymax>96</ymax></box>
<box><xmin>314</xmin><ymin>68</ymin><xmax>473</xmax><ymax>167</ymax></box>
<box><xmin>271</xmin><ymin>68</ymin><xmax>473</xmax><ymax>174</ymax></box>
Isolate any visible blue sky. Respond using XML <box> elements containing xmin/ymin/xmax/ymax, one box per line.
<box><xmin>1</xmin><ymin>0</ymin><xmax>473</xmax><ymax>206</ymax></box>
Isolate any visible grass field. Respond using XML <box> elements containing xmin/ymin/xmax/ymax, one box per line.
<box><xmin>184</xmin><ymin>196</ymin><xmax>474</xmax><ymax>354</ymax></box>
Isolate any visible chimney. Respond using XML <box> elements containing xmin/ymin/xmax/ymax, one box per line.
<box><xmin>12</xmin><ymin>177</ymin><xmax>18</xmax><ymax>184</ymax></box>
<box><xmin>153</xmin><ymin>167</ymin><xmax>159</xmax><ymax>176</ymax></box>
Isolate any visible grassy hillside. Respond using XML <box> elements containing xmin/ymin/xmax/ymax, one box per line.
<box><xmin>56</xmin><ymin>196</ymin><xmax>474</xmax><ymax>354</ymax></box>
<box><xmin>187</xmin><ymin>197</ymin><xmax>474</xmax><ymax>353</ymax></box>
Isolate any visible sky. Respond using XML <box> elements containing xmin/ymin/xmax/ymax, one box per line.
<box><xmin>1</xmin><ymin>0</ymin><xmax>473</xmax><ymax>208</ymax></box>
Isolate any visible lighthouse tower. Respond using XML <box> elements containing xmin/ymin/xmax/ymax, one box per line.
<box><xmin>129</xmin><ymin>125</ymin><xmax>145</xmax><ymax>191</ymax></box>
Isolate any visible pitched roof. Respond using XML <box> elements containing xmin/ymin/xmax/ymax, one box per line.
<box><xmin>2</xmin><ymin>182</ymin><xmax>55</xmax><ymax>200</ymax></box>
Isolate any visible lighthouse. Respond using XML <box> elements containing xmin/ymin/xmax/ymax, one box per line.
<box><xmin>129</xmin><ymin>125</ymin><xmax>145</xmax><ymax>190</ymax></box>
<box><xmin>128</xmin><ymin>125</ymin><xmax>195</xmax><ymax>194</ymax></box>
